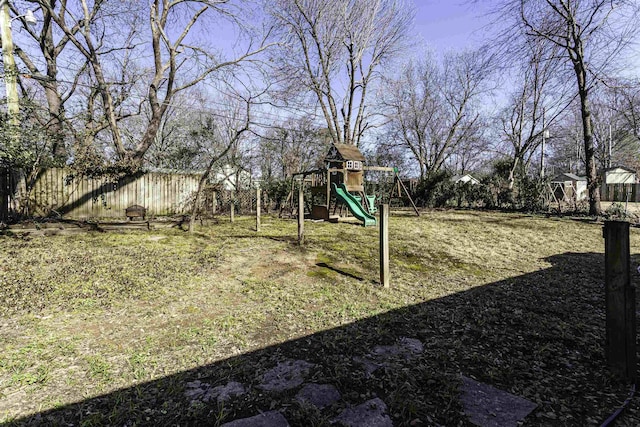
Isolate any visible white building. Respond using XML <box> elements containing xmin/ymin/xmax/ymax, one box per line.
<box><xmin>603</xmin><ymin>166</ymin><xmax>637</xmax><ymax>184</ymax></box>
<box><xmin>451</xmin><ymin>174</ymin><xmax>480</xmax><ymax>185</ymax></box>
<box><xmin>550</xmin><ymin>173</ymin><xmax>587</xmax><ymax>201</ymax></box>
<box><xmin>211</xmin><ymin>165</ymin><xmax>252</xmax><ymax>190</ymax></box>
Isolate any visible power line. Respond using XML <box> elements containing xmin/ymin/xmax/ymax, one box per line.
<box><xmin>0</xmin><ymin>78</ymin><xmax>335</xmax><ymax>132</ymax></box>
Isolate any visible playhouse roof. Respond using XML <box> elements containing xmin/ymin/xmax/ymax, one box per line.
<box><xmin>325</xmin><ymin>143</ymin><xmax>366</xmax><ymax>162</ymax></box>
<box><xmin>551</xmin><ymin>173</ymin><xmax>586</xmax><ymax>182</ymax></box>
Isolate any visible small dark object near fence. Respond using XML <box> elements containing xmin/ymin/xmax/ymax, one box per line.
<box><xmin>125</xmin><ymin>205</ymin><xmax>147</xmax><ymax>221</ymax></box>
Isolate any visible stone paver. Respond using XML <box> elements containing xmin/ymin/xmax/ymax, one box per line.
<box><xmin>459</xmin><ymin>376</ymin><xmax>537</xmax><ymax>427</ymax></box>
<box><xmin>257</xmin><ymin>359</ymin><xmax>315</xmax><ymax>392</ymax></box>
<box><xmin>332</xmin><ymin>398</ymin><xmax>392</xmax><ymax>427</ymax></box>
<box><xmin>184</xmin><ymin>380</ymin><xmax>246</xmax><ymax>404</ymax></box>
<box><xmin>295</xmin><ymin>383</ymin><xmax>341</xmax><ymax>409</ymax></box>
<box><xmin>220</xmin><ymin>410</ymin><xmax>290</xmax><ymax>427</ymax></box>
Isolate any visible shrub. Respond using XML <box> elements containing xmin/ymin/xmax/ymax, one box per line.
<box><xmin>262</xmin><ymin>178</ymin><xmax>292</xmax><ymax>211</ymax></box>
<box><xmin>414</xmin><ymin>171</ymin><xmax>455</xmax><ymax>208</ymax></box>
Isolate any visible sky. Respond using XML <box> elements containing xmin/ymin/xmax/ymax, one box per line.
<box><xmin>412</xmin><ymin>0</ymin><xmax>494</xmax><ymax>53</ymax></box>
<box><xmin>206</xmin><ymin>0</ymin><xmax>496</xmax><ymax>61</ymax></box>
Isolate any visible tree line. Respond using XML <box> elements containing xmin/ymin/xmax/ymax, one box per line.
<box><xmin>1</xmin><ymin>0</ymin><xmax>639</xmax><ymax>216</ymax></box>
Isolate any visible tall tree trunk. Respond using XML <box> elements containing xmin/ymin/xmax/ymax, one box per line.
<box><xmin>581</xmin><ymin>91</ymin><xmax>601</xmax><ymax>215</ymax></box>
<box><xmin>42</xmin><ymin>9</ymin><xmax>67</xmax><ymax>164</ymax></box>
<box><xmin>44</xmin><ymin>81</ymin><xmax>66</xmax><ymax>163</ymax></box>
<box><xmin>575</xmin><ymin>62</ymin><xmax>601</xmax><ymax>215</ymax></box>
<box><xmin>131</xmin><ymin>106</ymin><xmax>166</xmax><ymax>168</ymax></box>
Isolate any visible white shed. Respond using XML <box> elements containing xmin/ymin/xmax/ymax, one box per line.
<box><xmin>550</xmin><ymin>173</ymin><xmax>587</xmax><ymax>201</ymax></box>
<box><xmin>603</xmin><ymin>166</ymin><xmax>637</xmax><ymax>184</ymax></box>
<box><xmin>451</xmin><ymin>174</ymin><xmax>480</xmax><ymax>185</ymax></box>
<box><xmin>211</xmin><ymin>165</ymin><xmax>252</xmax><ymax>190</ymax></box>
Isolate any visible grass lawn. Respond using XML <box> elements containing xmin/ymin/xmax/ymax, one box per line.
<box><xmin>1</xmin><ymin>210</ymin><xmax>639</xmax><ymax>426</ymax></box>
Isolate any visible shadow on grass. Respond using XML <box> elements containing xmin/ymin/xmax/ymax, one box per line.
<box><xmin>315</xmin><ymin>262</ymin><xmax>366</xmax><ymax>282</ymax></box>
<box><xmin>6</xmin><ymin>252</ymin><xmax>635</xmax><ymax>426</ymax></box>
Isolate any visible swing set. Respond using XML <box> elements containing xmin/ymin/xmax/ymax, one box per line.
<box><xmin>280</xmin><ymin>144</ymin><xmax>419</xmax><ymax>225</ymax></box>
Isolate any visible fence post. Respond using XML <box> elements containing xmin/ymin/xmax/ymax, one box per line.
<box><xmin>230</xmin><ymin>191</ymin><xmax>235</xmax><ymax>223</ymax></box>
<box><xmin>298</xmin><ymin>183</ymin><xmax>304</xmax><ymax>245</ymax></box>
<box><xmin>380</xmin><ymin>204</ymin><xmax>389</xmax><ymax>288</ymax></box>
<box><xmin>256</xmin><ymin>187</ymin><xmax>261</xmax><ymax>232</ymax></box>
<box><xmin>603</xmin><ymin>220</ymin><xmax>636</xmax><ymax>382</ymax></box>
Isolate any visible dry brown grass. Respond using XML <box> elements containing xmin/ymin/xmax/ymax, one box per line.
<box><xmin>1</xmin><ymin>210</ymin><xmax>639</xmax><ymax>425</ymax></box>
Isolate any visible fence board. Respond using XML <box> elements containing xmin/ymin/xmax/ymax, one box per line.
<box><xmin>150</xmin><ymin>174</ymin><xmax>156</xmax><ymax>215</ymax></box>
<box><xmin>0</xmin><ymin>168</ymin><xmax>207</xmax><ymax>220</ymax></box>
<box><xmin>601</xmin><ymin>184</ymin><xmax>640</xmax><ymax>202</ymax></box>
<box><xmin>0</xmin><ymin>168</ymin><xmax>266</xmax><ymax>221</ymax></box>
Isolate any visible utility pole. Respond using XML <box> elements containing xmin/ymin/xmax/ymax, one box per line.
<box><xmin>576</xmin><ymin>127</ymin><xmax>580</xmax><ymax>174</ymax></box>
<box><xmin>609</xmin><ymin>123</ymin><xmax>612</xmax><ymax>168</ymax></box>
<box><xmin>0</xmin><ymin>0</ymin><xmax>19</xmax><ymax>128</ymax></box>
<box><xmin>540</xmin><ymin>108</ymin><xmax>547</xmax><ymax>179</ymax></box>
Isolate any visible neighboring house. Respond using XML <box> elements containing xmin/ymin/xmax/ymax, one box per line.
<box><xmin>550</xmin><ymin>173</ymin><xmax>587</xmax><ymax>201</ymax></box>
<box><xmin>602</xmin><ymin>166</ymin><xmax>637</xmax><ymax>184</ymax></box>
<box><xmin>451</xmin><ymin>174</ymin><xmax>480</xmax><ymax>185</ymax></box>
<box><xmin>211</xmin><ymin>164</ymin><xmax>252</xmax><ymax>191</ymax></box>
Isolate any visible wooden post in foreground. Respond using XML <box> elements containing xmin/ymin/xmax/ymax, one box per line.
<box><xmin>256</xmin><ymin>187</ymin><xmax>261</xmax><ymax>232</ymax></box>
<box><xmin>380</xmin><ymin>204</ymin><xmax>389</xmax><ymax>288</ymax></box>
<box><xmin>298</xmin><ymin>183</ymin><xmax>304</xmax><ymax>245</ymax></box>
<box><xmin>604</xmin><ymin>220</ymin><xmax>636</xmax><ymax>382</ymax></box>
<box><xmin>230</xmin><ymin>191</ymin><xmax>235</xmax><ymax>223</ymax></box>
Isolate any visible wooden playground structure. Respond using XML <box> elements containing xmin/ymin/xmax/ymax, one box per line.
<box><xmin>280</xmin><ymin>144</ymin><xmax>418</xmax><ymax>226</ymax></box>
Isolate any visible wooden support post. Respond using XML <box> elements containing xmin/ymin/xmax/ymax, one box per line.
<box><xmin>380</xmin><ymin>204</ymin><xmax>389</xmax><ymax>288</ymax></box>
<box><xmin>230</xmin><ymin>192</ymin><xmax>235</xmax><ymax>223</ymax></box>
<box><xmin>396</xmin><ymin>173</ymin><xmax>420</xmax><ymax>216</ymax></box>
<box><xmin>604</xmin><ymin>220</ymin><xmax>636</xmax><ymax>382</ymax></box>
<box><xmin>298</xmin><ymin>184</ymin><xmax>304</xmax><ymax>245</ymax></box>
<box><xmin>256</xmin><ymin>187</ymin><xmax>261</xmax><ymax>232</ymax></box>
<box><xmin>326</xmin><ymin>170</ymin><xmax>331</xmax><ymax>211</ymax></box>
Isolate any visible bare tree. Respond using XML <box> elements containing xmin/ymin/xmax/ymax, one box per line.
<box><xmin>188</xmin><ymin>92</ymin><xmax>252</xmax><ymax>232</ymax></box>
<box><xmin>488</xmin><ymin>0</ymin><xmax>640</xmax><ymax>215</ymax></box>
<box><xmin>615</xmin><ymin>84</ymin><xmax>640</xmax><ymax>141</ymax></box>
<box><xmin>144</xmin><ymin>89</ymin><xmax>213</xmax><ymax>170</ymax></box>
<box><xmin>536</xmin><ymin>80</ymin><xmax>640</xmax><ymax>182</ymax></box>
<box><xmin>259</xmin><ymin>115</ymin><xmax>328</xmax><ymax>180</ymax></box>
<box><xmin>450</xmin><ymin>132</ymin><xmax>488</xmax><ymax>175</ymax></box>
<box><xmin>590</xmin><ymin>88</ymin><xmax>640</xmax><ymax>170</ymax></box>
<box><xmin>498</xmin><ymin>40</ymin><xmax>566</xmax><ymax>189</ymax></box>
<box><xmin>268</xmin><ymin>0</ymin><xmax>413</xmax><ymax>146</ymax></box>
<box><xmin>379</xmin><ymin>50</ymin><xmax>492</xmax><ymax>180</ymax></box>
<box><xmin>8</xmin><ymin>0</ymin><xmax>94</xmax><ymax>163</ymax></box>
<box><xmin>26</xmin><ymin>0</ymin><xmax>271</xmax><ymax>170</ymax></box>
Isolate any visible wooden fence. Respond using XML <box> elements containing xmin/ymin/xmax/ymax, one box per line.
<box><xmin>601</xmin><ymin>184</ymin><xmax>640</xmax><ymax>202</ymax></box>
<box><xmin>1</xmin><ymin>168</ymin><xmax>205</xmax><ymax>220</ymax></box>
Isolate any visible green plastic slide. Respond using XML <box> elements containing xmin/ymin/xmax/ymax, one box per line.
<box><xmin>332</xmin><ymin>183</ymin><xmax>377</xmax><ymax>227</ymax></box>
